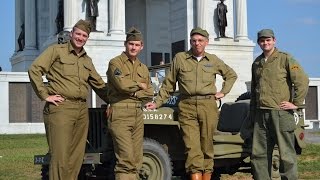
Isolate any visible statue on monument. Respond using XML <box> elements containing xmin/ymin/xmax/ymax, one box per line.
<box><xmin>17</xmin><ymin>23</ymin><xmax>25</xmax><ymax>52</ymax></box>
<box><xmin>217</xmin><ymin>0</ymin><xmax>228</xmax><ymax>38</ymax></box>
<box><xmin>86</xmin><ymin>0</ymin><xmax>99</xmax><ymax>32</ymax></box>
<box><xmin>55</xmin><ymin>0</ymin><xmax>64</xmax><ymax>34</ymax></box>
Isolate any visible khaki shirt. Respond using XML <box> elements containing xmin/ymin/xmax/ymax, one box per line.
<box><xmin>155</xmin><ymin>50</ymin><xmax>237</xmax><ymax>107</ymax></box>
<box><xmin>107</xmin><ymin>52</ymin><xmax>154</xmax><ymax>103</ymax></box>
<box><xmin>250</xmin><ymin>48</ymin><xmax>309</xmax><ymax>110</ymax></box>
<box><xmin>28</xmin><ymin>41</ymin><xmax>108</xmax><ymax>102</ymax></box>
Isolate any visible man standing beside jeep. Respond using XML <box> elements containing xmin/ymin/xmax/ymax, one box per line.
<box><xmin>28</xmin><ymin>19</ymin><xmax>109</xmax><ymax>180</ymax></box>
<box><xmin>106</xmin><ymin>27</ymin><xmax>154</xmax><ymax>180</ymax></box>
<box><xmin>250</xmin><ymin>29</ymin><xmax>309</xmax><ymax>180</ymax></box>
<box><xmin>145</xmin><ymin>27</ymin><xmax>237</xmax><ymax>180</ymax></box>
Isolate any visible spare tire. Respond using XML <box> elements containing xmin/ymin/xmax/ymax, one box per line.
<box><xmin>235</xmin><ymin>92</ymin><xmax>251</xmax><ymax>102</ymax></box>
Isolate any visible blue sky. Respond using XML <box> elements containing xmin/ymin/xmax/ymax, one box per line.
<box><xmin>0</xmin><ymin>0</ymin><xmax>319</xmax><ymax>77</ymax></box>
<box><xmin>248</xmin><ymin>0</ymin><xmax>320</xmax><ymax>78</ymax></box>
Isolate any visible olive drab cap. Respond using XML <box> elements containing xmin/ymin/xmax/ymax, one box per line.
<box><xmin>126</xmin><ymin>27</ymin><xmax>143</xmax><ymax>41</ymax></box>
<box><xmin>74</xmin><ymin>19</ymin><xmax>91</xmax><ymax>35</ymax></box>
<box><xmin>257</xmin><ymin>29</ymin><xmax>275</xmax><ymax>40</ymax></box>
<box><xmin>190</xmin><ymin>27</ymin><xmax>209</xmax><ymax>38</ymax></box>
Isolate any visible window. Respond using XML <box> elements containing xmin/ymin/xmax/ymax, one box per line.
<box><xmin>305</xmin><ymin>86</ymin><xmax>318</xmax><ymax>120</ymax></box>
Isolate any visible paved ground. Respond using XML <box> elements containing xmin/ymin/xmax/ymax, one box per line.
<box><xmin>305</xmin><ymin>130</ymin><xmax>320</xmax><ymax>144</ymax></box>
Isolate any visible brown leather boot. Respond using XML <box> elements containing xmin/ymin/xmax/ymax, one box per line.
<box><xmin>191</xmin><ymin>173</ymin><xmax>202</xmax><ymax>180</ymax></box>
<box><xmin>203</xmin><ymin>173</ymin><xmax>212</xmax><ymax>180</ymax></box>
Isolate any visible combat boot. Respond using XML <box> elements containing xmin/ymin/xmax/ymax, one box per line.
<box><xmin>203</xmin><ymin>173</ymin><xmax>212</xmax><ymax>180</ymax></box>
<box><xmin>191</xmin><ymin>173</ymin><xmax>202</xmax><ymax>180</ymax></box>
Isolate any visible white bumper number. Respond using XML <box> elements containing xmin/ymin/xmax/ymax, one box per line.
<box><xmin>143</xmin><ymin>113</ymin><xmax>173</xmax><ymax>120</ymax></box>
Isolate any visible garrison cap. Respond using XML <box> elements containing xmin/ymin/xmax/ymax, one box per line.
<box><xmin>257</xmin><ymin>29</ymin><xmax>275</xmax><ymax>40</ymax></box>
<box><xmin>190</xmin><ymin>27</ymin><xmax>209</xmax><ymax>38</ymax></box>
<box><xmin>126</xmin><ymin>27</ymin><xmax>143</xmax><ymax>41</ymax></box>
<box><xmin>74</xmin><ymin>19</ymin><xmax>91</xmax><ymax>35</ymax></box>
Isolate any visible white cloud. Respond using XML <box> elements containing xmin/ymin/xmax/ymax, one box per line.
<box><xmin>287</xmin><ymin>0</ymin><xmax>320</xmax><ymax>4</ymax></box>
<box><xmin>296</xmin><ymin>17</ymin><xmax>319</xmax><ymax>25</ymax></box>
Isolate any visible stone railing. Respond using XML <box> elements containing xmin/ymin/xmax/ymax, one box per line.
<box><xmin>0</xmin><ymin>72</ymin><xmax>106</xmax><ymax>134</ymax></box>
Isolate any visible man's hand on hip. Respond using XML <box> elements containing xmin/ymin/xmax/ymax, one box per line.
<box><xmin>45</xmin><ymin>95</ymin><xmax>65</xmax><ymax>106</ymax></box>
<box><xmin>280</xmin><ymin>101</ymin><xmax>298</xmax><ymax>110</ymax></box>
<box><xmin>214</xmin><ymin>92</ymin><xmax>225</xmax><ymax>100</ymax></box>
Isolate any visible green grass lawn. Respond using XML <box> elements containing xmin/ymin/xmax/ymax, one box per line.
<box><xmin>298</xmin><ymin>143</ymin><xmax>320</xmax><ymax>179</ymax></box>
<box><xmin>0</xmin><ymin>134</ymin><xmax>47</xmax><ymax>180</ymax></box>
<box><xmin>0</xmin><ymin>134</ymin><xmax>320</xmax><ymax>179</ymax></box>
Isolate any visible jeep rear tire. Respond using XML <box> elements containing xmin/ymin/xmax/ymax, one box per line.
<box><xmin>140</xmin><ymin>138</ymin><xmax>172</xmax><ymax>180</ymax></box>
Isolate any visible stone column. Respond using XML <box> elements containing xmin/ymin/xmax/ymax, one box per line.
<box><xmin>235</xmin><ymin>0</ymin><xmax>249</xmax><ymax>40</ymax></box>
<box><xmin>15</xmin><ymin>0</ymin><xmax>22</xmax><ymax>51</ymax></box>
<box><xmin>49</xmin><ymin>0</ymin><xmax>58</xmax><ymax>36</ymax></box>
<box><xmin>64</xmin><ymin>0</ymin><xmax>77</xmax><ymax>32</ymax></box>
<box><xmin>109</xmin><ymin>0</ymin><xmax>125</xmax><ymax>34</ymax></box>
<box><xmin>24</xmin><ymin>0</ymin><xmax>37</xmax><ymax>50</ymax></box>
<box><xmin>197</xmin><ymin>0</ymin><xmax>208</xmax><ymax>29</ymax></box>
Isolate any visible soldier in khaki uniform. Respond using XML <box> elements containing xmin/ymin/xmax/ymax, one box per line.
<box><xmin>28</xmin><ymin>19</ymin><xmax>109</xmax><ymax>180</ymax></box>
<box><xmin>146</xmin><ymin>27</ymin><xmax>237</xmax><ymax>180</ymax></box>
<box><xmin>107</xmin><ymin>27</ymin><xmax>154</xmax><ymax>180</ymax></box>
<box><xmin>250</xmin><ymin>29</ymin><xmax>309</xmax><ymax>180</ymax></box>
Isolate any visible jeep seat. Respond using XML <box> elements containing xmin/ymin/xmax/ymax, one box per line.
<box><xmin>217</xmin><ymin>100</ymin><xmax>250</xmax><ymax>133</ymax></box>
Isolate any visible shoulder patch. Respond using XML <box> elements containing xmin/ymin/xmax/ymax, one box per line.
<box><xmin>291</xmin><ymin>65</ymin><xmax>300</xmax><ymax>70</ymax></box>
<box><xmin>114</xmin><ymin>68</ymin><xmax>122</xmax><ymax>76</ymax></box>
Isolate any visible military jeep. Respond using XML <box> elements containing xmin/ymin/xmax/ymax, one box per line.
<box><xmin>34</xmin><ymin>65</ymin><xmax>307</xmax><ymax>180</ymax></box>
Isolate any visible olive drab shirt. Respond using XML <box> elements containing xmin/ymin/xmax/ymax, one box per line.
<box><xmin>28</xmin><ymin>41</ymin><xmax>108</xmax><ymax>102</ymax></box>
<box><xmin>107</xmin><ymin>52</ymin><xmax>154</xmax><ymax>103</ymax></box>
<box><xmin>155</xmin><ymin>50</ymin><xmax>237</xmax><ymax>107</ymax></box>
<box><xmin>250</xmin><ymin>48</ymin><xmax>309</xmax><ymax>110</ymax></box>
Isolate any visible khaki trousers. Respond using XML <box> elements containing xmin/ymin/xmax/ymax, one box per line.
<box><xmin>178</xmin><ymin>98</ymin><xmax>218</xmax><ymax>174</ymax></box>
<box><xmin>108</xmin><ymin>104</ymin><xmax>144</xmax><ymax>179</ymax></box>
<box><xmin>251</xmin><ymin>109</ymin><xmax>297</xmax><ymax>180</ymax></box>
<box><xmin>43</xmin><ymin>101</ymin><xmax>89</xmax><ymax>180</ymax></box>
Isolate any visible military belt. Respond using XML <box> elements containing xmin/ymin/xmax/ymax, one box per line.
<box><xmin>64</xmin><ymin>98</ymin><xmax>86</xmax><ymax>103</ymax></box>
<box><xmin>181</xmin><ymin>95</ymin><xmax>214</xmax><ymax>100</ymax></box>
<box><xmin>111</xmin><ymin>102</ymin><xmax>142</xmax><ymax>108</ymax></box>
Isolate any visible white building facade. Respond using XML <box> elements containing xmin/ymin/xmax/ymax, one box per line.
<box><xmin>11</xmin><ymin>0</ymin><xmax>255</xmax><ymax>100</ymax></box>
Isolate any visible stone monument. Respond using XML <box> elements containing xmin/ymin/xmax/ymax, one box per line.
<box><xmin>11</xmin><ymin>0</ymin><xmax>254</xmax><ymax>100</ymax></box>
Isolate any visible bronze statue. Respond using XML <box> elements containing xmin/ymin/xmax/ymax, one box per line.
<box><xmin>55</xmin><ymin>0</ymin><xmax>64</xmax><ymax>34</ymax></box>
<box><xmin>217</xmin><ymin>0</ymin><xmax>228</xmax><ymax>38</ymax></box>
<box><xmin>17</xmin><ymin>23</ymin><xmax>25</xmax><ymax>52</ymax></box>
<box><xmin>86</xmin><ymin>0</ymin><xmax>99</xmax><ymax>32</ymax></box>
